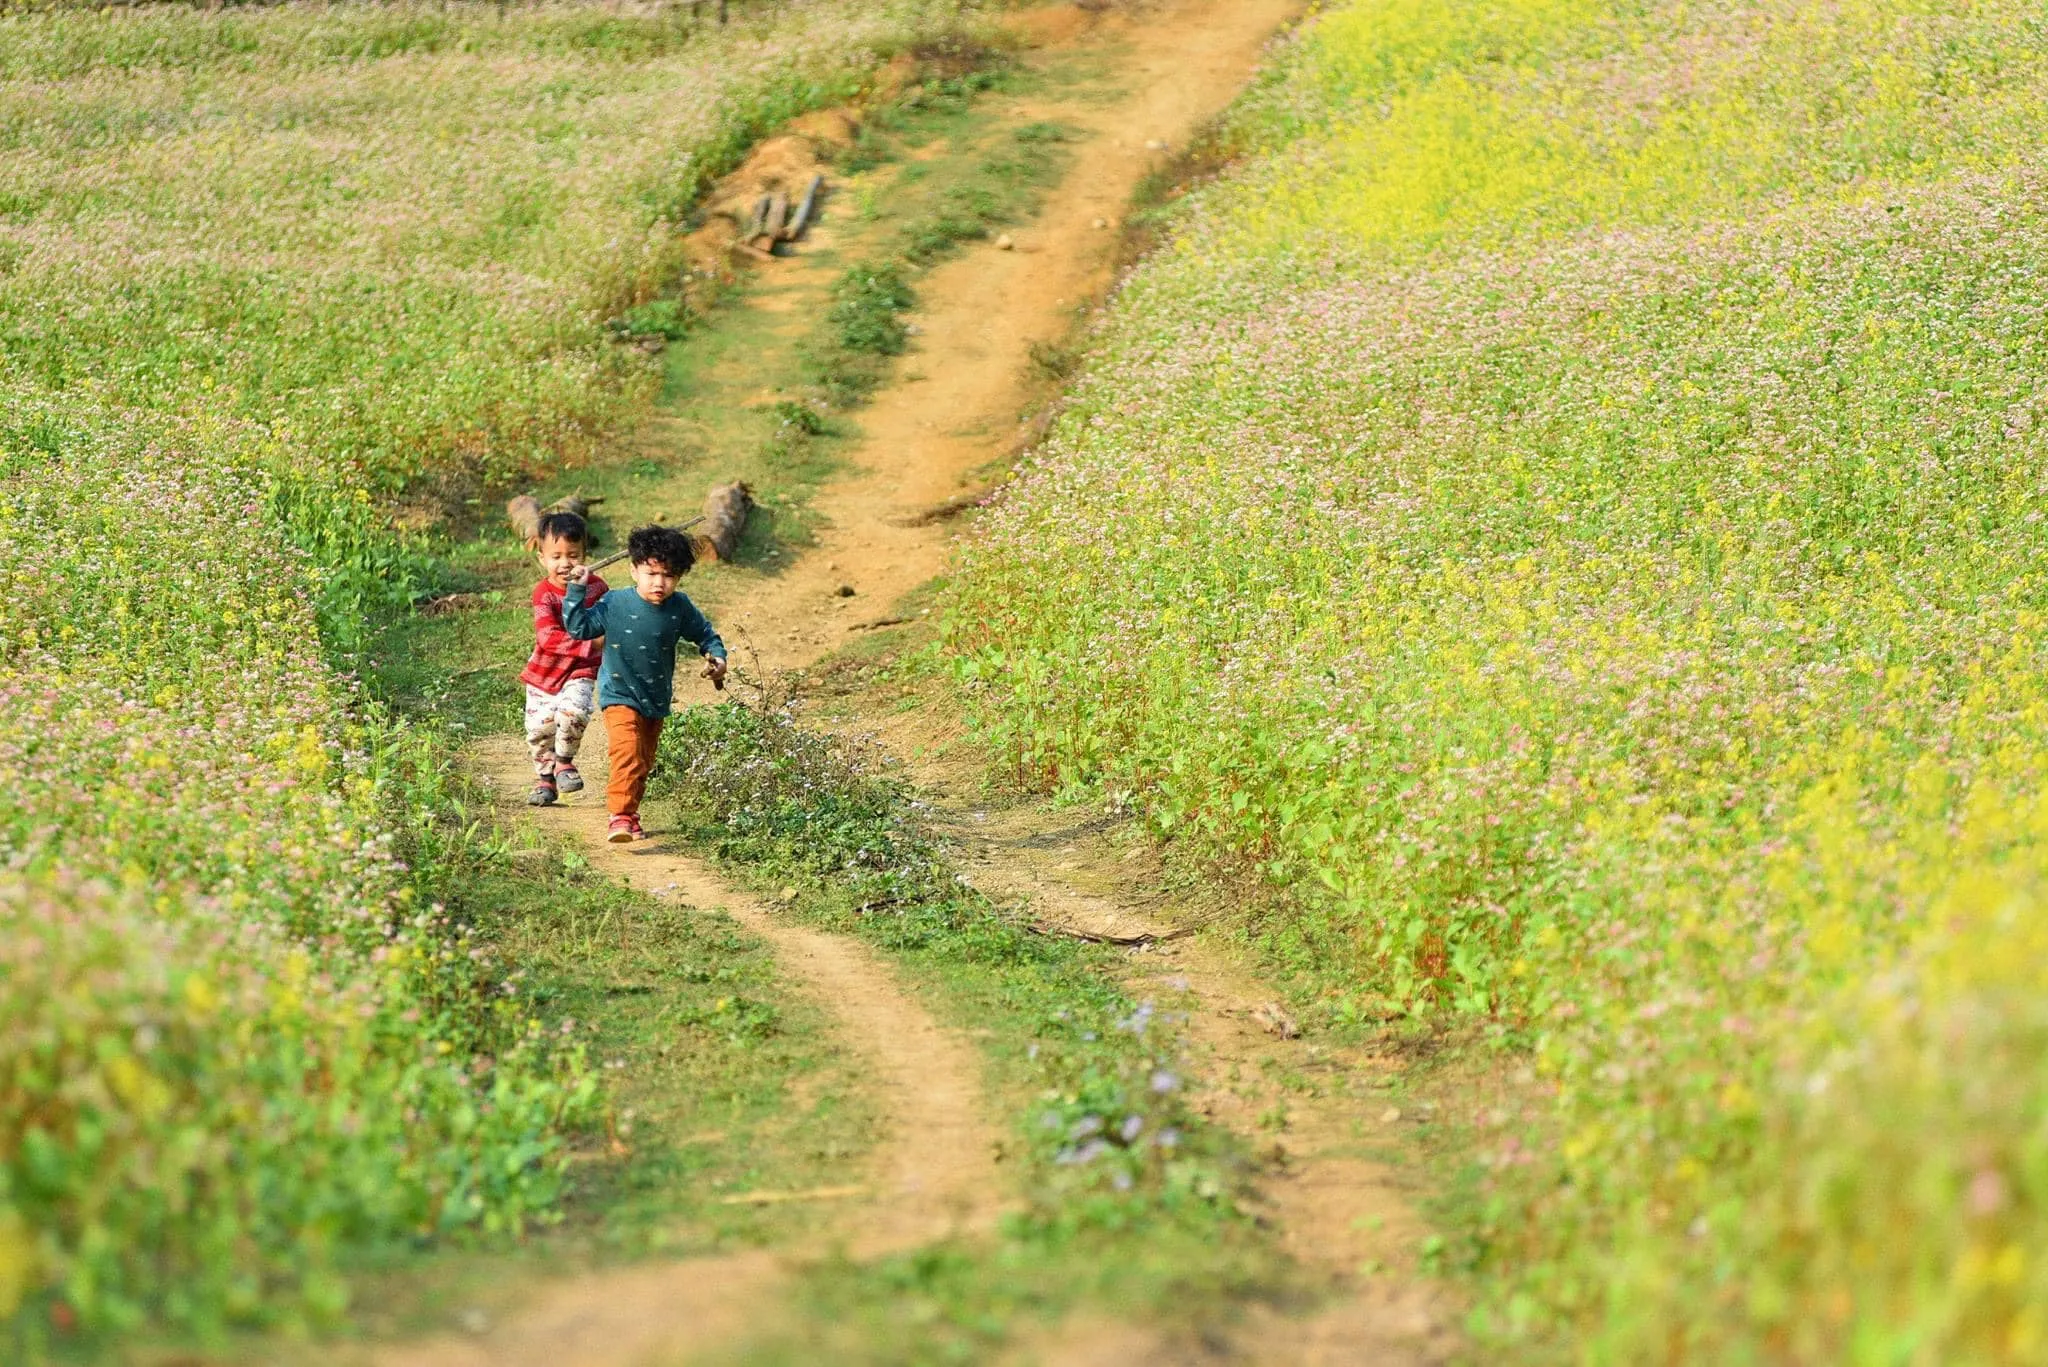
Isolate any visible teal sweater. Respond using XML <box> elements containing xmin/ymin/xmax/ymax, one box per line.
<box><xmin>561</xmin><ymin>580</ymin><xmax>726</xmax><ymax>719</ymax></box>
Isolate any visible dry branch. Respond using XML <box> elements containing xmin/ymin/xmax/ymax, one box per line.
<box><xmin>717</xmin><ymin>1185</ymin><xmax>865</xmax><ymax>1206</ymax></box>
<box><xmin>1026</xmin><ymin>922</ymin><xmax>1194</xmax><ymax>948</ymax></box>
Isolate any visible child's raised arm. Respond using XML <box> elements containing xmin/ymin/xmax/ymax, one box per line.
<box><xmin>674</xmin><ymin>599</ymin><xmax>726</xmax><ymax>663</ymax></box>
<box><xmin>561</xmin><ymin>574</ymin><xmax>608</xmax><ymax>640</ymax></box>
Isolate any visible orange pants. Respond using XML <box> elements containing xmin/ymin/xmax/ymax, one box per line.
<box><xmin>602</xmin><ymin>706</ymin><xmax>665</xmax><ymax>817</ymax></box>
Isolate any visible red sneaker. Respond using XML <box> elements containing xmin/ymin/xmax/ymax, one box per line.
<box><xmin>606</xmin><ymin>814</ymin><xmax>644</xmax><ymax>844</ymax></box>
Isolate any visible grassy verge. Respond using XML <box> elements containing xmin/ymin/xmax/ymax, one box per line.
<box><xmin>167</xmin><ymin>35</ymin><xmax>1106</xmax><ymax>1355</ymax></box>
<box><xmin>316</xmin><ymin>834</ymin><xmax>877</xmax><ymax>1347</ymax></box>
<box><xmin>0</xmin><ymin>0</ymin><xmax>984</xmax><ymax>1350</ymax></box>
<box><xmin>807</xmin><ymin>97</ymin><xmax>1077</xmax><ymax>409</ymax></box>
<box><xmin>948</xmin><ymin>0</ymin><xmax>2048</xmax><ymax>1357</ymax></box>
<box><xmin>373</xmin><ymin>47</ymin><xmax>1082</xmax><ymax>735</ymax></box>
<box><xmin>646</xmin><ymin>690</ymin><xmax>1290</xmax><ymax>1361</ymax></box>
<box><xmin>528</xmin><ymin>55</ymin><xmax>1077</xmax><ymax>576</ymax></box>
<box><xmin>1</xmin><ymin>410</ymin><xmax>597</xmax><ymax>1360</ymax></box>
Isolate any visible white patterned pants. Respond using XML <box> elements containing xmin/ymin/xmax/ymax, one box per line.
<box><xmin>524</xmin><ymin>678</ymin><xmax>596</xmax><ymax>776</ymax></box>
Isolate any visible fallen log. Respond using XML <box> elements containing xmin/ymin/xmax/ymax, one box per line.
<box><xmin>547</xmin><ymin>494</ymin><xmax>603</xmax><ymax>520</ymax></box>
<box><xmin>506</xmin><ymin>494</ymin><xmax>543</xmax><ymax>548</ymax></box>
<box><xmin>508</xmin><ymin>492</ymin><xmax>607</xmax><ymax>548</ymax></box>
<box><xmin>697</xmin><ymin>480</ymin><xmax>755</xmax><ymax>562</ymax></box>
<box><xmin>750</xmin><ymin>192</ymin><xmax>789</xmax><ymax>255</ymax></box>
<box><xmin>782</xmin><ymin>174</ymin><xmax>825</xmax><ymax>241</ymax></box>
<box><xmin>749</xmin><ymin>191</ymin><xmax>786</xmax><ymax>255</ymax></box>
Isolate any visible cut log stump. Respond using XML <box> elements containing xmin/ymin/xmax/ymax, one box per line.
<box><xmin>507</xmin><ymin>494</ymin><xmax>543</xmax><ymax>549</ymax></box>
<box><xmin>783</xmin><ymin>174</ymin><xmax>824</xmax><ymax>241</ymax></box>
<box><xmin>697</xmin><ymin>481</ymin><xmax>755</xmax><ymax>563</ymax></box>
<box><xmin>509</xmin><ymin>493</ymin><xmax>605</xmax><ymax>548</ymax></box>
<box><xmin>749</xmin><ymin>192</ymin><xmax>789</xmax><ymax>255</ymax></box>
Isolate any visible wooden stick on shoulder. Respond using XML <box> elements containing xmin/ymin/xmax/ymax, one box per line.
<box><xmin>585</xmin><ymin>516</ymin><xmax>705</xmax><ymax>574</ymax></box>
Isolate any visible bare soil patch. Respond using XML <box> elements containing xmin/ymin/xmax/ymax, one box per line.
<box><xmin>697</xmin><ymin>0</ymin><xmax>1301</xmax><ymax>667</ymax></box>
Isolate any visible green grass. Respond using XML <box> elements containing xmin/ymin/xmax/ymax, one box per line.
<box><xmin>105</xmin><ymin>836</ymin><xmax>873</xmax><ymax>1362</ymax></box>
<box><xmin>376</xmin><ymin>52</ymin><xmax>1083</xmax><ymax>711</ymax></box>
<box><xmin>454</xmin><ymin>849</ymin><xmax>876</xmax><ymax>1263</ymax></box>
<box><xmin>309</xmin><ymin>36</ymin><xmax>1268</xmax><ymax>1360</ymax></box>
<box><xmin>949</xmin><ymin>0</ymin><xmax>2048</xmax><ymax>1358</ymax></box>
<box><xmin>807</xmin><ymin>104</ymin><xmax>1075</xmax><ymax>408</ymax></box>
<box><xmin>644</xmin><ymin>692</ymin><xmax>1291</xmax><ymax>1361</ymax></box>
<box><xmin>1</xmin><ymin>410</ymin><xmax>597</xmax><ymax>1358</ymax></box>
<box><xmin>0</xmin><ymin>0</ymin><xmax>983</xmax><ymax>1348</ymax></box>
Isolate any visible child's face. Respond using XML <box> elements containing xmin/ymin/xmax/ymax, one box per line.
<box><xmin>537</xmin><ymin>534</ymin><xmax>584</xmax><ymax>587</ymax></box>
<box><xmin>632</xmin><ymin>558</ymin><xmax>678</xmax><ymax>604</ymax></box>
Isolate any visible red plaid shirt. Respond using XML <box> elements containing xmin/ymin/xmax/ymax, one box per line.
<box><xmin>520</xmin><ymin>575</ymin><xmax>608</xmax><ymax>692</ymax></box>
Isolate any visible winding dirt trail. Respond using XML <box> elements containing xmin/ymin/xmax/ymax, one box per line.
<box><xmin>952</xmin><ymin>807</ymin><xmax>1458</xmax><ymax>1365</ymax></box>
<box><xmin>690</xmin><ymin>0</ymin><xmax>1462</xmax><ymax>1349</ymax></box>
<box><xmin>708</xmin><ymin>0</ymin><xmax>1300</xmax><ymax>671</ymax></box>
<box><xmin>368</xmin><ymin>721</ymin><xmax>1005</xmax><ymax>1367</ymax></box>
<box><xmin>387</xmin><ymin>1</ymin><xmax>1451</xmax><ymax>1360</ymax></box>
<box><xmin>834</xmin><ymin>696</ymin><xmax>1462</xmax><ymax>1366</ymax></box>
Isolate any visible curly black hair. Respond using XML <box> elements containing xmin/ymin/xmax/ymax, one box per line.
<box><xmin>627</xmin><ymin>523</ymin><xmax>696</xmax><ymax>576</ymax></box>
<box><xmin>535</xmin><ymin>510</ymin><xmax>587</xmax><ymax>547</ymax></box>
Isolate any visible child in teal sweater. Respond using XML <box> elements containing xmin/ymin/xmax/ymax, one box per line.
<box><xmin>563</xmin><ymin>524</ymin><xmax>727</xmax><ymax>842</ymax></box>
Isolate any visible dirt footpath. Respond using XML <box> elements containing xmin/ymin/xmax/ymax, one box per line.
<box><xmin>713</xmin><ymin>0</ymin><xmax>1300</xmax><ymax>671</ymax></box>
<box><xmin>365</xmin><ymin>721</ymin><xmax>1007</xmax><ymax>1367</ymax></box>
<box><xmin>382</xmin><ymin>1</ymin><xmax>1405</xmax><ymax>1362</ymax></box>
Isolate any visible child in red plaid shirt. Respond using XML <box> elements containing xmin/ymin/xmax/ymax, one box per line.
<box><xmin>521</xmin><ymin>511</ymin><xmax>607</xmax><ymax>806</ymax></box>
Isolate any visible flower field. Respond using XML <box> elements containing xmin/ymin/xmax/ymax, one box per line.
<box><xmin>0</xmin><ymin>402</ymin><xmax>599</xmax><ymax>1343</ymax></box>
<box><xmin>951</xmin><ymin>0</ymin><xmax>2048</xmax><ymax>1355</ymax></box>
<box><xmin>1</xmin><ymin>0</ymin><xmax>948</xmax><ymax>497</ymax></box>
<box><xmin>0</xmin><ymin>0</ymin><xmax>960</xmax><ymax>1345</ymax></box>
